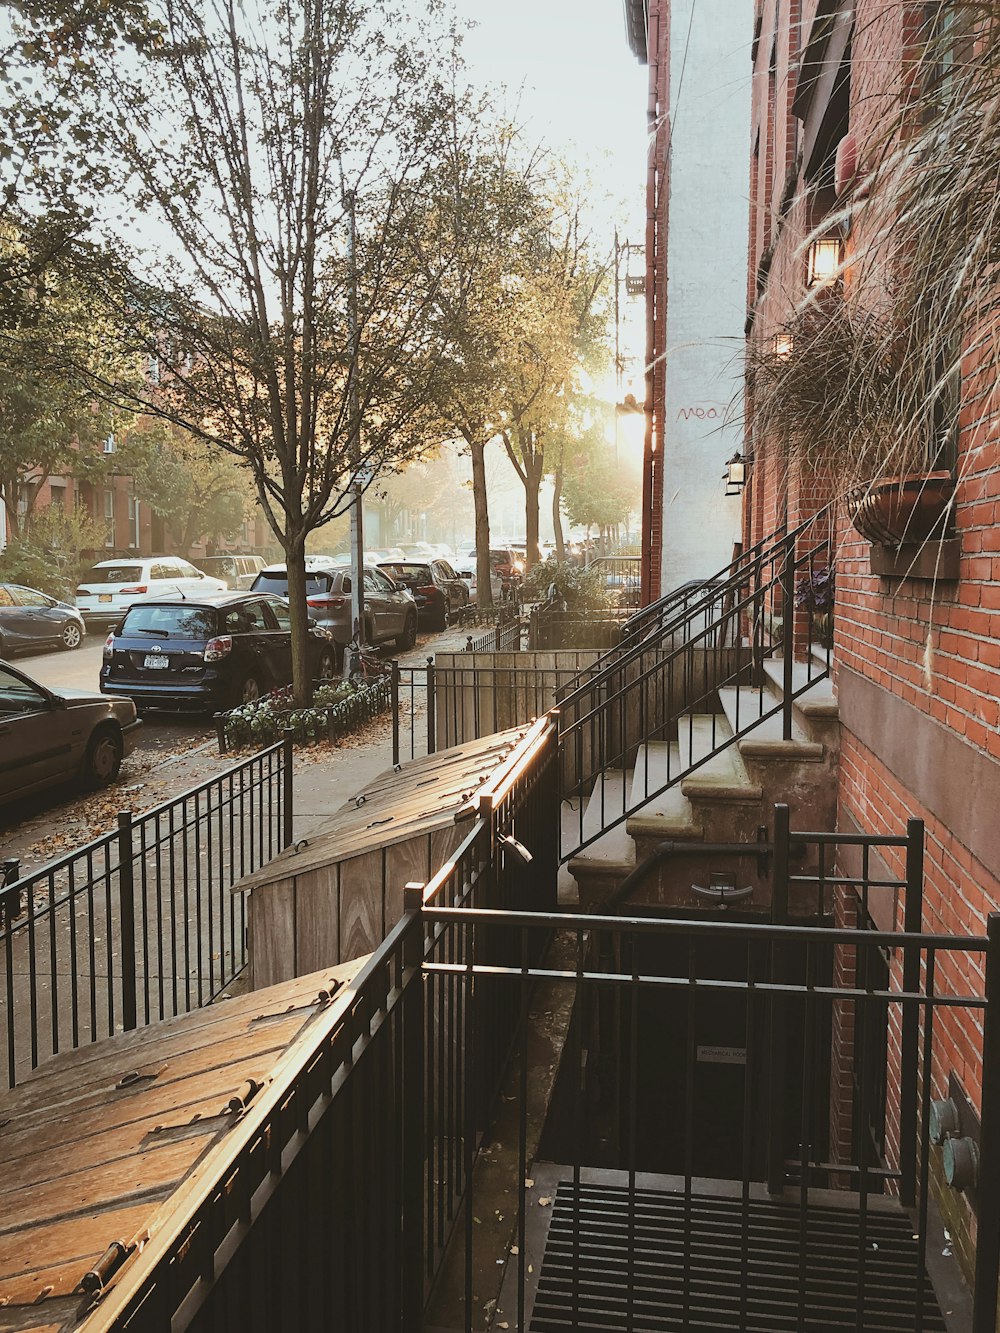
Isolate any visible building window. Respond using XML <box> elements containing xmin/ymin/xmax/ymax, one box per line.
<box><xmin>128</xmin><ymin>496</ymin><xmax>141</xmax><ymax>549</ymax></box>
<box><xmin>104</xmin><ymin>490</ymin><xmax>115</xmax><ymax>546</ymax></box>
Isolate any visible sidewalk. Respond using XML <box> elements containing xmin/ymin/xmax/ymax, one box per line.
<box><xmin>0</xmin><ymin>625</ymin><xmax>472</xmax><ymax>874</ymax></box>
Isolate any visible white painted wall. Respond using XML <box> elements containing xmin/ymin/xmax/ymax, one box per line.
<box><xmin>660</xmin><ymin>0</ymin><xmax>751</xmax><ymax>591</ymax></box>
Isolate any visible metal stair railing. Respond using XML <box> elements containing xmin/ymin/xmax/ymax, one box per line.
<box><xmin>559</xmin><ymin>512</ymin><xmax>833</xmax><ymax>860</ymax></box>
<box><xmin>554</xmin><ymin>510</ymin><xmax>827</xmax><ymax>705</ymax></box>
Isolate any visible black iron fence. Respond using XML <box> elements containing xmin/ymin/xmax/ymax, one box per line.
<box><xmin>462</xmin><ymin>609</ymin><xmax>524</xmax><ymax>653</ymax></box>
<box><xmin>527</xmin><ymin>605</ymin><xmax>626</xmax><ymax>651</ymax></box>
<box><xmin>83</xmin><ymin>796</ymin><xmax>1000</xmax><ymax>1333</ymax></box>
<box><xmin>214</xmin><ymin>674</ymin><xmax>391</xmax><ymax>754</ymax></box>
<box><xmin>0</xmin><ymin>738</ymin><xmax>292</xmax><ymax>1089</ymax></box>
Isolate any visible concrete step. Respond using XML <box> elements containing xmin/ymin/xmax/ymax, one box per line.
<box><xmin>569</xmin><ymin>768</ymin><xmax>635</xmax><ymax>867</ymax></box>
<box><xmin>626</xmin><ymin>742</ymin><xmax>700</xmax><ymax>840</ymax></box>
<box><xmin>717</xmin><ymin>686</ymin><xmax>824</xmax><ymax>762</ymax></box>
<box><xmin>762</xmin><ymin>658</ymin><xmax>839</xmax><ymax>721</ymax></box>
<box><xmin>678</xmin><ymin>714</ymin><xmax>760</xmax><ymax>802</ymax></box>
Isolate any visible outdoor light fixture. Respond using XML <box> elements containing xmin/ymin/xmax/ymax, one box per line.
<box><xmin>723</xmin><ymin>453</ymin><xmax>747</xmax><ymax>496</ymax></box>
<box><xmin>806</xmin><ymin>235</ymin><xmax>843</xmax><ymax>289</ymax></box>
<box><xmin>773</xmin><ymin>332</ymin><xmax>793</xmax><ymax>359</ymax></box>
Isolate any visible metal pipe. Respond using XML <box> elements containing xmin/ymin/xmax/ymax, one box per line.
<box><xmin>608</xmin><ymin>833</ymin><xmax>772</xmax><ymax>908</ymax></box>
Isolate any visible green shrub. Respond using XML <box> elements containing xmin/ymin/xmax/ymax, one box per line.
<box><xmin>521</xmin><ymin>560</ymin><xmax>612</xmax><ymax>610</ymax></box>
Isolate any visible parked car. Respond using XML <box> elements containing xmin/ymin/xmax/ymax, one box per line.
<box><xmin>75</xmin><ymin>558</ymin><xmax>227</xmax><ymax>627</ymax></box>
<box><xmin>0</xmin><ymin>584</ymin><xmax>86</xmax><ymax>655</ymax></box>
<box><xmin>377</xmin><ymin>559</ymin><xmax>470</xmax><ymax>630</ymax></box>
<box><xmin>0</xmin><ymin>659</ymin><xmax>140</xmax><ymax>804</ymax></box>
<box><xmin>100</xmin><ymin>593</ymin><xmax>340</xmax><ymax>712</ymax></box>
<box><xmin>249</xmin><ymin>563</ymin><xmax>417</xmax><ymax>662</ymax></box>
<box><xmin>452</xmin><ymin>549</ymin><xmax>517</xmax><ymax>602</ymax></box>
<box><xmin>192</xmin><ymin>554</ymin><xmax>266</xmax><ymax>590</ymax></box>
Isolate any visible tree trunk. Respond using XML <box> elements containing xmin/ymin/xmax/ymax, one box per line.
<box><xmin>470</xmin><ymin>438</ymin><xmax>493</xmax><ymax>608</ymax></box>
<box><xmin>283</xmin><ymin>532</ymin><xmax>313</xmax><ymax>706</ymax></box>
<box><xmin>524</xmin><ymin>459</ymin><xmax>543</xmax><ymax>573</ymax></box>
<box><xmin>552</xmin><ymin>467</ymin><xmax>565</xmax><ymax>562</ymax></box>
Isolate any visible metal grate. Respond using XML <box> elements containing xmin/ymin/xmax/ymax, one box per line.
<box><xmin>529</xmin><ymin>1181</ymin><xmax>950</xmax><ymax>1332</ymax></box>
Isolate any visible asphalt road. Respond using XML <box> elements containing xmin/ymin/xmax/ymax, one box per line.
<box><xmin>12</xmin><ymin>635</ymin><xmax>215</xmax><ymax>757</ymax></box>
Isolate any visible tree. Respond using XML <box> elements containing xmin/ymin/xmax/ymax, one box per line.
<box><xmin>8</xmin><ymin>0</ymin><xmax>475</xmax><ymax>701</ymax></box>
<box><xmin>120</xmin><ymin>420</ymin><xmax>254</xmax><ymax>554</ymax></box>
<box><xmin>409</xmin><ymin>122</ymin><xmax>547</xmax><ymax>605</ymax></box>
<box><xmin>561</xmin><ymin>415</ymin><xmax>642</xmax><ymax>545</ymax></box>
<box><xmin>0</xmin><ymin>226</ymin><xmax>135</xmax><ymax>539</ymax></box>
<box><xmin>495</xmin><ymin>185</ymin><xmax>609</xmax><ymax>570</ymax></box>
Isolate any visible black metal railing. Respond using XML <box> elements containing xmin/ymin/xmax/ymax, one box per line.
<box><xmin>89</xmin><ymin>717</ymin><xmax>560</xmax><ymax>1332</ymax></box>
<box><xmin>558</xmin><ymin>510</ymin><xmax>834</xmax><ymax>859</ymax></box>
<box><xmin>85</xmin><ymin>799</ymin><xmax>1000</xmax><ymax>1333</ymax></box>
<box><xmin>527</xmin><ymin>605</ymin><xmax>627</xmax><ymax>651</ymax></box>
<box><xmin>588</xmin><ymin>553</ymin><xmax>642</xmax><ymax>608</ymax></box>
<box><xmin>0</xmin><ymin>738</ymin><xmax>292</xmax><ymax>1089</ymax></box>
<box><xmin>462</xmin><ymin>608</ymin><xmax>524</xmax><ymax>653</ymax></box>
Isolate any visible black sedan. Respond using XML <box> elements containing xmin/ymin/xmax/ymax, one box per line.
<box><xmin>377</xmin><ymin>560</ymin><xmax>470</xmax><ymax>630</ymax></box>
<box><xmin>0</xmin><ymin>583</ymin><xmax>86</xmax><ymax>655</ymax></box>
<box><xmin>100</xmin><ymin>593</ymin><xmax>338</xmax><ymax>712</ymax></box>
<box><xmin>0</xmin><ymin>659</ymin><xmax>141</xmax><ymax>806</ymax></box>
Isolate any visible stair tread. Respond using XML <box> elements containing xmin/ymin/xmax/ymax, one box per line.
<box><xmin>628</xmin><ymin>743</ymin><xmax>694</xmax><ymax>814</ymax></box>
<box><xmin>576</xmin><ymin>770</ymin><xmax>634</xmax><ymax>863</ymax></box>
<box><xmin>717</xmin><ymin>686</ymin><xmax>813</xmax><ymax>746</ymax></box>
<box><xmin>762</xmin><ymin>659</ymin><xmax>837</xmax><ymax>711</ymax></box>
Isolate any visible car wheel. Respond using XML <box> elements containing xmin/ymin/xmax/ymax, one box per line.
<box><xmin>316</xmin><ymin>649</ymin><xmax>337</xmax><ymax>683</ymax></box>
<box><xmin>61</xmin><ymin>620</ymin><xmax>83</xmax><ymax>650</ymax></box>
<box><xmin>81</xmin><ymin>726</ymin><xmax>123</xmax><ymax>789</ymax></box>
<box><xmin>396</xmin><ymin>612</ymin><xmax>417</xmax><ymax>651</ymax></box>
<box><xmin>434</xmin><ymin>599</ymin><xmax>450</xmax><ymax>632</ymax></box>
<box><xmin>239</xmin><ymin>674</ymin><xmax>262</xmax><ymax>705</ymax></box>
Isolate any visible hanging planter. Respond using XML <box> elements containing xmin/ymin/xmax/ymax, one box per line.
<box><xmin>845</xmin><ymin>470</ymin><xmax>954</xmax><ymax>546</ymax></box>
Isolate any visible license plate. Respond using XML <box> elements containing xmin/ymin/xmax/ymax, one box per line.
<box><xmin>98</xmin><ymin>593</ymin><xmax>113</xmax><ymax>603</ymax></box>
<box><xmin>144</xmin><ymin>654</ymin><xmax>169</xmax><ymax>669</ymax></box>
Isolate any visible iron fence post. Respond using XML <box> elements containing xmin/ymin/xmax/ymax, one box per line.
<box><xmin>899</xmin><ymin>817</ymin><xmax>924</xmax><ymax>1207</ymax></box>
<box><xmin>973</xmin><ymin>912</ymin><xmax>1000</xmax><ymax>1332</ymax></box>
<box><xmin>400</xmin><ymin>883</ymin><xmax>425</xmax><ymax>1331</ymax></box>
<box><xmin>781</xmin><ymin>541</ymin><xmax>795</xmax><ymax>740</ymax></box>
<box><xmin>426</xmin><ymin>658</ymin><xmax>436</xmax><ymax>755</ymax></box>
<box><xmin>391</xmin><ymin>660</ymin><xmax>400</xmax><ymax>768</ymax></box>
<box><xmin>1</xmin><ymin>858</ymin><xmax>22</xmax><ymax>925</ymax></box>
<box><xmin>282</xmin><ymin>728</ymin><xmax>294</xmax><ymax>848</ymax></box>
<box><xmin>767</xmin><ymin>802</ymin><xmax>790</xmax><ymax>1195</ymax></box>
<box><xmin>117</xmin><ymin>812</ymin><xmax>138</xmax><ymax>1033</ymax></box>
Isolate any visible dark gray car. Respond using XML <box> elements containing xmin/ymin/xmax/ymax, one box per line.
<box><xmin>0</xmin><ymin>584</ymin><xmax>86</xmax><ymax>655</ymax></box>
<box><xmin>0</xmin><ymin>659</ymin><xmax>141</xmax><ymax>805</ymax></box>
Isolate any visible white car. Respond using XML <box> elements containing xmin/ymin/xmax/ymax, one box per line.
<box><xmin>75</xmin><ymin>557</ymin><xmax>228</xmax><ymax>626</ymax></box>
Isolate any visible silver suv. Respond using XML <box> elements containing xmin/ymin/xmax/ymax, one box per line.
<box><xmin>250</xmin><ymin>562</ymin><xmax>417</xmax><ymax>662</ymax></box>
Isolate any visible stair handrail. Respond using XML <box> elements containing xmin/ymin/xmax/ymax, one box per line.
<box><xmin>558</xmin><ymin>515</ymin><xmax>834</xmax><ymax>858</ymax></box>
<box><xmin>555</xmin><ymin>506</ymin><xmax>830</xmax><ymax>705</ymax></box>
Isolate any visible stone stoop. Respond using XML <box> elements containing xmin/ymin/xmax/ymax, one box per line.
<box><xmin>566</xmin><ymin>653</ymin><xmax>840</xmax><ymax>916</ymax></box>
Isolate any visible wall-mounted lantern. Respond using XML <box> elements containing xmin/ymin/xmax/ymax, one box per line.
<box><xmin>773</xmin><ymin>332</ymin><xmax>794</xmax><ymax>359</ymax></box>
<box><xmin>806</xmin><ymin>235</ymin><xmax>843</xmax><ymax>289</ymax></box>
<box><xmin>723</xmin><ymin>453</ymin><xmax>748</xmax><ymax>497</ymax></box>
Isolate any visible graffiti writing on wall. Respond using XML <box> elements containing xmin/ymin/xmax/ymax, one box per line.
<box><xmin>676</xmin><ymin>404</ymin><xmax>723</xmax><ymax>421</ymax></box>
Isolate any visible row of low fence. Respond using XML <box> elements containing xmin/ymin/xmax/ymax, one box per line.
<box><xmin>0</xmin><ymin>740</ymin><xmax>291</xmax><ymax>1090</ymax></box>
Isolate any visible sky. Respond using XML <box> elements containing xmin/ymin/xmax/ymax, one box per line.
<box><xmin>459</xmin><ymin>0</ymin><xmax>649</xmax><ymax>241</ymax></box>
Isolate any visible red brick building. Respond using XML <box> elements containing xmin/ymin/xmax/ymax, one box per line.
<box><xmin>747</xmin><ymin>0</ymin><xmax>997</xmax><ymax>1280</ymax></box>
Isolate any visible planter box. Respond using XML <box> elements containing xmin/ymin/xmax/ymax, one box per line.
<box><xmin>847</xmin><ymin>470</ymin><xmax>954</xmax><ymax>546</ymax></box>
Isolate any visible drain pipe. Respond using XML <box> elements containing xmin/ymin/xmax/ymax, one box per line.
<box><xmin>606</xmin><ymin>828</ymin><xmax>773</xmax><ymax>911</ymax></box>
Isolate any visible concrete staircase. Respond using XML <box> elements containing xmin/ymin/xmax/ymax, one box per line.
<box><xmin>566</xmin><ymin>647</ymin><xmax>837</xmax><ymax>915</ymax></box>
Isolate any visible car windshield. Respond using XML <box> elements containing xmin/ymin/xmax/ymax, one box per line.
<box><xmin>83</xmin><ymin>564</ymin><xmax>143</xmax><ymax>584</ymax></box>
<box><xmin>0</xmin><ymin>664</ymin><xmax>48</xmax><ymax>717</ymax></box>
<box><xmin>119</xmin><ymin>605</ymin><xmax>218</xmax><ymax>638</ymax></box>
